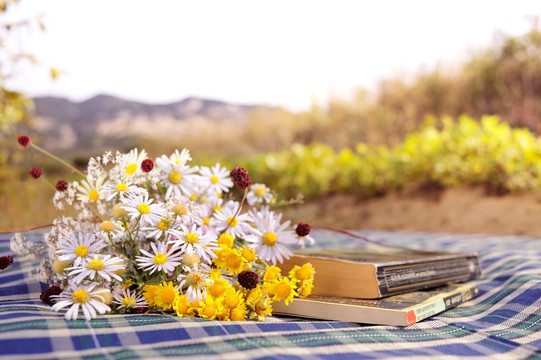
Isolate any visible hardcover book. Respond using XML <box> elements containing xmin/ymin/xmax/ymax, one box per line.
<box><xmin>273</xmin><ymin>283</ymin><xmax>479</xmax><ymax>326</ymax></box>
<box><xmin>279</xmin><ymin>245</ymin><xmax>481</xmax><ymax>299</ymax></box>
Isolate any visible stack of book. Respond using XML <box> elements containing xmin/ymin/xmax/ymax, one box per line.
<box><xmin>275</xmin><ymin>241</ymin><xmax>481</xmax><ymax>326</ymax></box>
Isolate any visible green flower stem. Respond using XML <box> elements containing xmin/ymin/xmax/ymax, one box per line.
<box><xmin>225</xmin><ymin>188</ymin><xmax>248</xmax><ymax>232</ymax></box>
<box><xmin>40</xmin><ymin>176</ymin><xmax>57</xmax><ymax>192</ymax></box>
<box><xmin>30</xmin><ymin>143</ymin><xmax>86</xmax><ymax>177</ymax></box>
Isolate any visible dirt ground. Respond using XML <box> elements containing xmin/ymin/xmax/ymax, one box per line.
<box><xmin>281</xmin><ymin>186</ymin><xmax>541</xmax><ymax>237</ymax></box>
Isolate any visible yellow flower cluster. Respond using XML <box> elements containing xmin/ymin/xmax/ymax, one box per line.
<box><xmin>141</xmin><ymin>251</ymin><xmax>315</xmax><ymax>321</ymax></box>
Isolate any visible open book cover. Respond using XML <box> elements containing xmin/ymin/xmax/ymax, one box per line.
<box><xmin>273</xmin><ymin>283</ymin><xmax>479</xmax><ymax>326</ymax></box>
<box><xmin>279</xmin><ymin>244</ymin><xmax>481</xmax><ymax>299</ymax></box>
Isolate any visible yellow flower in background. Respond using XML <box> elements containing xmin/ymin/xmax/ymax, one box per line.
<box><xmin>289</xmin><ymin>263</ymin><xmax>315</xmax><ymax>282</ymax></box>
<box><xmin>173</xmin><ymin>294</ymin><xmax>196</xmax><ymax>317</ymax></box>
<box><xmin>215</xmin><ymin>247</ymin><xmax>245</xmax><ymax>275</ymax></box>
<box><xmin>272</xmin><ymin>277</ymin><xmax>297</xmax><ymax>305</ymax></box>
<box><xmin>143</xmin><ymin>284</ymin><xmax>160</xmax><ymax>306</ymax></box>
<box><xmin>154</xmin><ymin>281</ymin><xmax>178</xmax><ymax>310</ymax></box>
<box><xmin>217</xmin><ymin>233</ymin><xmax>234</xmax><ymax>248</ymax></box>
<box><xmin>240</xmin><ymin>246</ymin><xmax>256</xmax><ymax>263</ymax></box>
<box><xmin>222</xmin><ymin>286</ymin><xmax>243</xmax><ymax>310</ymax></box>
<box><xmin>297</xmin><ymin>280</ymin><xmax>314</xmax><ymax>298</ymax></box>
<box><xmin>207</xmin><ymin>277</ymin><xmax>229</xmax><ymax>299</ymax></box>
<box><xmin>229</xmin><ymin>303</ymin><xmax>249</xmax><ymax>321</ymax></box>
<box><xmin>199</xmin><ymin>295</ymin><xmax>222</xmax><ymax>320</ymax></box>
<box><xmin>250</xmin><ymin>299</ymin><xmax>273</xmax><ymax>321</ymax></box>
<box><xmin>263</xmin><ymin>265</ymin><xmax>281</xmax><ymax>281</ymax></box>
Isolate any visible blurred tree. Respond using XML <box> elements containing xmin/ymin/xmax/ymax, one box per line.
<box><xmin>277</xmin><ymin>19</ymin><xmax>541</xmax><ymax>148</ymax></box>
<box><xmin>0</xmin><ymin>0</ymin><xmax>44</xmax><ymax>183</ymax></box>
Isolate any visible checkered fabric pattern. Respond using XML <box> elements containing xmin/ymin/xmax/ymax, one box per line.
<box><xmin>1</xmin><ymin>229</ymin><xmax>540</xmax><ymax>359</ymax></box>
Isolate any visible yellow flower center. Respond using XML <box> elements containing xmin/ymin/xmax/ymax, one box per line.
<box><xmin>217</xmin><ymin>233</ymin><xmax>234</xmax><ymax>248</ymax></box>
<box><xmin>254</xmin><ymin>186</ymin><xmax>266</xmax><ymax>197</ymax></box>
<box><xmin>230</xmin><ymin>306</ymin><xmax>247</xmax><ymax>321</ymax></box>
<box><xmin>174</xmin><ymin>296</ymin><xmax>190</xmax><ymax>315</ymax></box>
<box><xmin>181</xmin><ymin>253</ymin><xmax>201</xmax><ymax>267</ymax></box>
<box><xmin>160</xmin><ymin>288</ymin><xmax>176</xmax><ymax>305</ymax></box>
<box><xmin>74</xmin><ymin>245</ymin><xmax>89</xmax><ymax>257</ymax></box>
<box><xmin>296</xmin><ymin>264</ymin><xmax>314</xmax><ymax>281</ymax></box>
<box><xmin>186</xmin><ymin>272</ymin><xmax>204</xmax><ymax>287</ymax></box>
<box><xmin>100</xmin><ymin>221</ymin><xmax>116</xmax><ymax>232</ymax></box>
<box><xmin>185</xmin><ymin>233</ymin><xmax>199</xmax><ymax>244</ymax></box>
<box><xmin>112</xmin><ymin>204</ymin><xmax>128</xmax><ymax>218</ymax></box>
<box><xmin>169</xmin><ymin>171</ymin><xmax>181</xmax><ymax>184</ymax></box>
<box><xmin>125</xmin><ymin>163</ymin><xmax>137</xmax><ymax>175</ymax></box>
<box><xmin>153</xmin><ymin>253</ymin><xmax>168</xmax><ymax>265</ymax></box>
<box><xmin>88</xmin><ymin>258</ymin><xmax>105</xmax><ymax>271</ymax></box>
<box><xmin>88</xmin><ymin>190</ymin><xmax>99</xmax><ymax>201</ymax></box>
<box><xmin>202</xmin><ymin>303</ymin><xmax>218</xmax><ymax>318</ymax></box>
<box><xmin>227</xmin><ymin>217</ymin><xmax>238</xmax><ymax>227</ymax></box>
<box><xmin>262</xmin><ymin>232</ymin><xmax>277</xmax><ymax>246</ymax></box>
<box><xmin>210</xmin><ymin>175</ymin><xmax>220</xmax><ymax>184</ymax></box>
<box><xmin>137</xmin><ymin>203</ymin><xmax>150</xmax><ymax>214</ymax></box>
<box><xmin>123</xmin><ymin>296</ymin><xmax>136</xmax><ymax>308</ymax></box>
<box><xmin>275</xmin><ymin>281</ymin><xmax>293</xmax><ymax>300</ymax></box>
<box><xmin>241</xmin><ymin>247</ymin><xmax>256</xmax><ymax>262</ymax></box>
<box><xmin>172</xmin><ymin>204</ymin><xmax>187</xmax><ymax>216</ymax></box>
<box><xmin>224</xmin><ymin>292</ymin><xmax>240</xmax><ymax>309</ymax></box>
<box><xmin>212</xmin><ymin>205</ymin><xmax>221</xmax><ymax>214</ymax></box>
<box><xmin>71</xmin><ymin>289</ymin><xmax>90</xmax><ymax>304</ymax></box>
<box><xmin>203</xmin><ymin>217</ymin><xmax>210</xmax><ymax>226</ymax></box>
<box><xmin>209</xmin><ymin>281</ymin><xmax>227</xmax><ymax>298</ymax></box>
<box><xmin>226</xmin><ymin>252</ymin><xmax>243</xmax><ymax>270</ymax></box>
<box><xmin>115</xmin><ymin>182</ymin><xmax>129</xmax><ymax>192</ymax></box>
<box><xmin>157</xmin><ymin>219</ymin><xmax>169</xmax><ymax>231</ymax></box>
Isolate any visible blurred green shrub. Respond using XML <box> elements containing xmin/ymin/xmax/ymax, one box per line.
<box><xmin>241</xmin><ymin>116</ymin><xmax>541</xmax><ymax>200</ymax></box>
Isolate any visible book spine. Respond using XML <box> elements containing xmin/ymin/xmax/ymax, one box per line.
<box><xmin>377</xmin><ymin>256</ymin><xmax>481</xmax><ymax>296</ymax></box>
<box><xmin>406</xmin><ymin>285</ymin><xmax>479</xmax><ymax>325</ymax></box>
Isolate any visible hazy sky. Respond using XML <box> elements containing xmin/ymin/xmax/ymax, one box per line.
<box><xmin>4</xmin><ymin>0</ymin><xmax>540</xmax><ymax>111</ymax></box>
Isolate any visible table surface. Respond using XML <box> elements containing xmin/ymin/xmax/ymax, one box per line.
<box><xmin>1</xmin><ymin>229</ymin><xmax>540</xmax><ymax>360</ymax></box>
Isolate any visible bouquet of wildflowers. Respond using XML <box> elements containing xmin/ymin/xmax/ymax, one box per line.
<box><xmin>8</xmin><ymin>135</ymin><xmax>315</xmax><ymax>321</ymax></box>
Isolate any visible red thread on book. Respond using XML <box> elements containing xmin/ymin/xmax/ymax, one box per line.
<box><xmin>314</xmin><ymin>226</ymin><xmax>405</xmax><ymax>249</ymax></box>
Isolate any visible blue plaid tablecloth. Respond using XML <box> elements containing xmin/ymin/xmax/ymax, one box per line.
<box><xmin>1</xmin><ymin>229</ymin><xmax>540</xmax><ymax>359</ymax></box>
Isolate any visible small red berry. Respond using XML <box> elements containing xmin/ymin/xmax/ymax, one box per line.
<box><xmin>17</xmin><ymin>135</ymin><xmax>31</xmax><ymax>147</ymax></box>
<box><xmin>40</xmin><ymin>285</ymin><xmax>62</xmax><ymax>305</ymax></box>
<box><xmin>296</xmin><ymin>222</ymin><xmax>311</xmax><ymax>237</ymax></box>
<box><xmin>29</xmin><ymin>167</ymin><xmax>42</xmax><ymax>179</ymax></box>
<box><xmin>0</xmin><ymin>255</ymin><xmax>13</xmax><ymax>270</ymax></box>
<box><xmin>230</xmin><ymin>167</ymin><xmax>251</xmax><ymax>189</ymax></box>
<box><xmin>238</xmin><ymin>270</ymin><xmax>259</xmax><ymax>289</ymax></box>
<box><xmin>141</xmin><ymin>159</ymin><xmax>154</xmax><ymax>173</ymax></box>
<box><xmin>56</xmin><ymin>179</ymin><xmax>68</xmax><ymax>191</ymax></box>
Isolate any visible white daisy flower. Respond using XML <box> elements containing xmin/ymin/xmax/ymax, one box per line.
<box><xmin>112</xmin><ymin>288</ymin><xmax>148</xmax><ymax>310</ymax></box>
<box><xmin>76</xmin><ymin>174</ymin><xmax>107</xmax><ymax>203</ymax></box>
<box><xmin>155</xmin><ymin>154</ymin><xmax>199</xmax><ymax>199</ymax></box>
<box><xmin>211</xmin><ymin>201</ymin><xmax>252</xmax><ymax>238</ymax></box>
<box><xmin>101</xmin><ymin>180</ymin><xmax>146</xmax><ymax>201</ymax></box>
<box><xmin>198</xmin><ymin>163</ymin><xmax>234</xmax><ymax>194</ymax></box>
<box><xmin>169</xmin><ymin>148</ymin><xmax>192</xmax><ymax>166</ymax></box>
<box><xmin>56</xmin><ymin>232</ymin><xmax>106</xmax><ymax>267</ymax></box>
<box><xmin>135</xmin><ymin>241</ymin><xmax>182</xmax><ymax>275</ymax></box>
<box><xmin>177</xmin><ymin>263</ymin><xmax>212</xmax><ymax>302</ymax></box>
<box><xmin>245</xmin><ymin>209</ymin><xmax>297</xmax><ymax>265</ymax></box>
<box><xmin>68</xmin><ymin>254</ymin><xmax>125</xmax><ymax>284</ymax></box>
<box><xmin>169</xmin><ymin>198</ymin><xmax>199</xmax><ymax>226</ymax></box>
<box><xmin>121</xmin><ymin>148</ymin><xmax>147</xmax><ymax>178</ymax></box>
<box><xmin>169</xmin><ymin>223</ymin><xmax>218</xmax><ymax>264</ymax></box>
<box><xmin>141</xmin><ymin>216</ymin><xmax>178</xmax><ymax>241</ymax></box>
<box><xmin>51</xmin><ymin>282</ymin><xmax>111</xmax><ymax>320</ymax></box>
<box><xmin>121</xmin><ymin>193</ymin><xmax>166</xmax><ymax>225</ymax></box>
<box><xmin>246</xmin><ymin>183</ymin><xmax>273</xmax><ymax>206</ymax></box>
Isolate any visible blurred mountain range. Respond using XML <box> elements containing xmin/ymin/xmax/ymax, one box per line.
<box><xmin>32</xmin><ymin>94</ymin><xmax>270</xmax><ymax>153</ymax></box>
